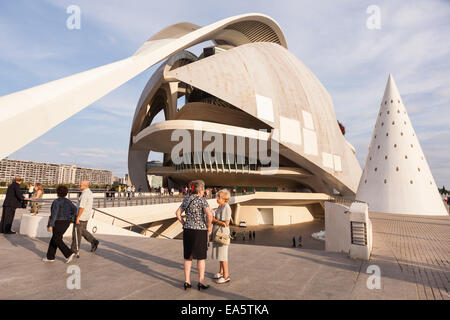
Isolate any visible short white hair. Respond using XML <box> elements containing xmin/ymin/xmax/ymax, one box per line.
<box><xmin>217</xmin><ymin>189</ymin><xmax>231</xmax><ymax>202</ymax></box>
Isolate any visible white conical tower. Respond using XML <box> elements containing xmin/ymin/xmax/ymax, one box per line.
<box><xmin>356</xmin><ymin>74</ymin><xmax>448</xmax><ymax>215</ymax></box>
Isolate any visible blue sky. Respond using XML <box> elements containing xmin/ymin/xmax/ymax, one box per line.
<box><xmin>0</xmin><ymin>0</ymin><xmax>449</xmax><ymax>187</ymax></box>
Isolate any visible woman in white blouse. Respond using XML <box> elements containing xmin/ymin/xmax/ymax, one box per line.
<box><xmin>211</xmin><ymin>189</ymin><xmax>232</xmax><ymax>284</ymax></box>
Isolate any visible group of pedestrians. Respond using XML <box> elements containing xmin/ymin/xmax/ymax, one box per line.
<box><xmin>176</xmin><ymin>180</ymin><xmax>232</xmax><ymax>290</ymax></box>
<box><xmin>44</xmin><ymin>180</ymin><xmax>100</xmax><ymax>263</ymax></box>
<box><xmin>0</xmin><ymin>176</ymin><xmax>99</xmax><ymax>263</ymax></box>
<box><xmin>117</xmin><ymin>185</ymin><xmax>136</xmax><ymax>199</ymax></box>
<box><xmin>3</xmin><ymin>176</ymin><xmax>236</xmax><ymax>289</ymax></box>
<box><xmin>0</xmin><ymin>178</ymin><xmax>46</xmax><ymax>233</ymax></box>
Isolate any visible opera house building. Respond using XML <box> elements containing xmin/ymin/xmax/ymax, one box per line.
<box><xmin>121</xmin><ymin>14</ymin><xmax>367</xmax><ymax>225</ymax></box>
<box><xmin>0</xmin><ymin>14</ymin><xmax>445</xmax><ymax>230</ymax></box>
<box><xmin>128</xmin><ymin>15</ymin><xmax>361</xmax><ymax>200</ymax></box>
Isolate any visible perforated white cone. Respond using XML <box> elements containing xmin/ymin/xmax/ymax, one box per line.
<box><xmin>356</xmin><ymin>74</ymin><xmax>447</xmax><ymax>216</ymax></box>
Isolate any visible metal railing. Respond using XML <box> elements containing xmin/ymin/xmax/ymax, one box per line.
<box><xmin>24</xmin><ymin>194</ymin><xmax>187</xmax><ymax>210</ymax></box>
<box><xmin>23</xmin><ymin>191</ymin><xmax>254</xmax><ymax>209</ymax></box>
<box><xmin>93</xmin><ymin>194</ymin><xmax>185</xmax><ymax>208</ymax></box>
<box><xmin>92</xmin><ymin>192</ymin><xmax>253</xmax><ymax>208</ymax></box>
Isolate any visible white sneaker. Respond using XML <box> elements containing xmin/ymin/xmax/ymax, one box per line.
<box><xmin>216</xmin><ymin>276</ymin><xmax>230</xmax><ymax>284</ymax></box>
<box><xmin>42</xmin><ymin>257</ymin><xmax>55</xmax><ymax>262</ymax></box>
<box><xmin>65</xmin><ymin>253</ymin><xmax>76</xmax><ymax>264</ymax></box>
<box><xmin>213</xmin><ymin>273</ymin><xmax>223</xmax><ymax>279</ymax></box>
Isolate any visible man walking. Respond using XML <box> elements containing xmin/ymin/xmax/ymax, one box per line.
<box><xmin>1</xmin><ymin>177</ymin><xmax>27</xmax><ymax>234</ymax></box>
<box><xmin>71</xmin><ymin>180</ymin><xmax>99</xmax><ymax>256</ymax></box>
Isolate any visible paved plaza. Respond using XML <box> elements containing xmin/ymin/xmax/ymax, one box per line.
<box><xmin>0</xmin><ymin>209</ymin><xmax>448</xmax><ymax>300</ymax></box>
<box><xmin>369</xmin><ymin>212</ymin><xmax>449</xmax><ymax>300</ymax></box>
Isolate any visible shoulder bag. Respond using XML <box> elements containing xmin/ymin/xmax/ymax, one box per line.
<box><xmin>214</xmin><ymin>226</ymin><xmax>231</xmax><ymax>246</ymax></box>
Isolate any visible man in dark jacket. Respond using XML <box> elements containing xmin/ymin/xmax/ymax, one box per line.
<box><xmin>0</xmin><ymin>177</ymin><xmax>27</xmax><ymax>234</ymax></box>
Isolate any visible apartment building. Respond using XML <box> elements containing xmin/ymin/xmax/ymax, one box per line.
<box><xmin>0</xmin><ymin>158</ymin><xmax>113</xmax><ymax>185</ymax></box>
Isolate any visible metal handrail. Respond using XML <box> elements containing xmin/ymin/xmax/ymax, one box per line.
<box><xmin>92</xmin><ymin>207</ymin><xmax>172</xmax><ymax>240</ymax></box>
<box><xmin>23</xmin><ymin>194</ymin><xmax>185</xmax><ymax>208</ymax></box>
<box><xmin>23</xmin><ymin>192</ymin><xmax>254</xmax><ymax>206</ymax></box>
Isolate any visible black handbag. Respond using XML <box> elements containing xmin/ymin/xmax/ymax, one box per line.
<box><xmin>21</xmin><ymin>200</ymin><xmax>28</xmax><ymax>208</ymax></box>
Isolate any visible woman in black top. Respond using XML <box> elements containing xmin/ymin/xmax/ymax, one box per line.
<box><xmin>43</xmin><ymin>185</ymin><xmax>77</xmax><ymax>263</ymax></box>
<box><xmin>176</xmin><ymin>180</ymin><xmax>213</xmax><ymax>290</ymax></box>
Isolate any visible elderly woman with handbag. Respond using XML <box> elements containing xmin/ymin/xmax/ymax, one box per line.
<box><xmin>176</xmin><ymin>180</ymin><xmax>213</xmax><ymax>291</ymax></box>
<box><xmin>30</xmin><ymin>183</ymin><xmax>44</xmax><ymax>215</ymax></box>
<box><xmin>211</xmin><ymin>189</ymin><xmax>232</xmax><ymax>284</ymax></box>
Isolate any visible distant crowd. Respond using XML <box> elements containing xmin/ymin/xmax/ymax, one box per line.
<box><xmin>104</xmin><ymin>185</ymin><xmax>251</xmax><ymax>200</ymax></box>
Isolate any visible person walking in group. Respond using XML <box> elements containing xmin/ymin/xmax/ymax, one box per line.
<box><xmin>211</xmin><ymin>189</ymin><xmax>232</xmax><ymax>284</ymax></box>
<box><xmin>29</xmin><ymin>183</ymin><xmax>44</xmax><ymax>215</ymax></box>
<box><xmin>242</xmin><ymin>231</ymin><xmax>246</xmax><ymax>241</ymax></box>
<box><xmin>175</xmin><ymin>180</ymin><xmax>213</xmax><ymax>291</ymax></box>
<box><xmin>0</xmin><ymin>177</ymin><xmax>27</xmax><ymax>234</ymax></box>
<box><xmin>43</xmin><ymin>185</ymin><xmax>77</xmax><ymax>263</ymax></box>
<box><xmin>71</xmin><ymin>180</ymin><xmax>99</xmax><ymax>257</ymax></box>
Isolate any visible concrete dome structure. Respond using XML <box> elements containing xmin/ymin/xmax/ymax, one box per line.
<box><xmin>0</xmin><ymin>13</ymin><xmax>361</xmax><ymax>197</ymax></box>
<box><xmin>129</xmin><ymin>16</ymin><xmax>361</xmax><ymax>195</ymax></box>
<box><xmin>356</xmin><ymin>74</ymin><xmax>447</xmax><ymax>216</ymax></box>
